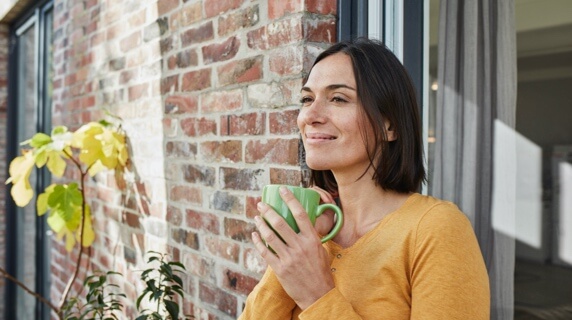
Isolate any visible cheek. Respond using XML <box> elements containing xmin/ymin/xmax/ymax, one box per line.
<box><xmin>296</xmin><ymin>111</ymin><xmax>305</xmax><ymax>132</ymax></box>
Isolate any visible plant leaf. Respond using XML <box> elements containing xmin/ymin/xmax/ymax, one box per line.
<box><xmin>6</xmin><ymin>150</ymin><xmax>36</xmax><ymax>207</ymax></box>
<box><xmin>164</xmin><ymin>300</ymin><xmax>179</xmax><ymax>319</ymax></box>
<box><xmin>37</xmin><ymin>184</ymin><xmax>56</xmax><ymax>216</ymax></box>
<box><xmin>29</xmin><ymin>132</ymin><xmax>52</xmax><ymax>148</ymax></box>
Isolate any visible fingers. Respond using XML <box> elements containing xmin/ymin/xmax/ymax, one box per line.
<box><xmin>251</xmin><ymin>231</ymin><xmax>279</xmax><ymax>265</ymax></box>
<box><xmin>278</xmin><ymin>187</ymin><xmax>315</xmax><ymax>236</ymax></box>
<box><xmin>255</xmin><ymin>203</ymin><xmax>296</xmax><ymax>252</ymax></box>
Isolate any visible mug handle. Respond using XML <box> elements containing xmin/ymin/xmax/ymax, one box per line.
<box><xmin>316</xmin><ymin>204</ymin><xmax>344</xmax><ymax>243</ymax></box>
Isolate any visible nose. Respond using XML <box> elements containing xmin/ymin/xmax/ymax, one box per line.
<box><xmin>299</xmin><ymin>97</ymin><xmax>327</xmax><ymax>126</ymax></box>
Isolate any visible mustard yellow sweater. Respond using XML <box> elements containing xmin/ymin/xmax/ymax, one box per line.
<box><xmin>239</xmin><ymin>193</ymin><xmax>490</xmax><ymax>319</ymax></box>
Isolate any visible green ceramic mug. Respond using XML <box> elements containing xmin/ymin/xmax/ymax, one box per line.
<box><xmin>262</xmin><ymin>185</ymin><xmax>343</xmax><ymax>243</ymax></box>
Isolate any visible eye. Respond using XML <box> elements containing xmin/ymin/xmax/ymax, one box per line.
<box><xmin>332</xmin><ymin>96</ymin><xmax>347</xmax><ymax>103</ymax></box>
<box><xmin>300</xmin><ymin>96</ymin><xmax>314</xmax><ymax>105</ymax></box>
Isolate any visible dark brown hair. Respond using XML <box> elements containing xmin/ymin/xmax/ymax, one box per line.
<box><xmin>304</xmin><ymin>38</ymin><xmax>426</xmax><ymax>193</ymax></box>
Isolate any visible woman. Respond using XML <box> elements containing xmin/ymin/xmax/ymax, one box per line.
<box><xmin>239</xmin><ymin>38</ymin><xmax>490</xmax><ymax>319</ymax></box>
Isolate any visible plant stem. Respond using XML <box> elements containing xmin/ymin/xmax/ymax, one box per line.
<box><xmin>0</xmin><ymin>266</ymin><xmax>60</xmax><ymax>317</ymax></box>
<box><xmin>58</xmin><ymin>168</ymin><xmax>88</xmax><ymax>313</ymax></box>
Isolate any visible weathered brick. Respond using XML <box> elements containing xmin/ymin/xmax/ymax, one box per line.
<box><xmin>184</xmin><ymin>253</ymin><xmax>216</xmax><ymax>280</ymax></box>
<box><xmin>221</xmin><ymin>112</ymin><xmax>265</xmax><ymax>136</ymax></box>
<box><xmin>128</xmin><ymin>83</ymin><xmax>149</xmax><ymax>101</ymax></box>
<box><xmin>210</xmin><ymin>190</ymin><xmax>243</xmax><ymax>214</ymax></box>
<box><xmin>224</xmin><ymin>218</ymin><xmax>256</xmax><ymax>243</ymax></box>
<box><xmin>303</xmin><ymin>17</ymin><xmax>336</xmax><ymax>43</ymax></box>
<box><xmin>169</xmin><ymin>185</ymin><xmax>202</xmax><ymax>204</ymax></box>
<box><xmin>161</xmin><ymin>75</ymin><xmax>178</xmax><ymax>94</ymax></box>
<box><xmin>201</xmin><ymin>89</ymin><xmax>243</xmax><ymax>114</ymax></box>
<box><xmin>167</xmin><ymin>206</ymin><xmax>183</xmax><ymax>226</ymax></box>
<box><xmin>170</xmin><ymin>1</ymin><xmax>202</xmax><ymax>29</ymax></box>
<box><xmin>181</xmin><ymin>69</ymin><xmax>211</xmax><ymax>92</ymax></box>
<box><xmin>270</xmin><ymin>168</ymin><xmax>303</xmax><ymax>186</ymax></box>
<box><xmin>243</xmin><ymin>248</ymin><xmax>267</xmax><ymax>274</ymax></box>
<box><xmin>306</xmin><ymin>0</ymin><xmax>337</xmax><ymax>14</ymax></box>
<box><xmin>166</xmin><ymin>141</ymin><xmax>198</xmax><ymax>158</ymax></box>
<box><xmin>158</xmin><ymin>0</ymin><xmax>180</xmax><ymax>16</ymax></box>
<box><xmin>218</xmin><ymin>5</ymin><xmax>259</xmax><ymax>37</ymax></box>
<box><xmin>182</xmin><ymin>164</ymin><xmax>216</xmax><ymax>186</ymax></box>
<box><xmin>205</xmin><ymin>0</ymin><xmax>244</xmax><ymax>18</ymax></box>
<box><xmin>205</xmin><ymin>237</ymin><xmax>239</xmax><ymax>262</ymax></box>
<box><xmin>186</xmin><ymin>209</ymin><xmax>220</xmax><ymax>234</ymax></box>
<box><xmin>246</xmin><ymin>26</ymin><xmax>268</xmax><ymax>50</ymax></box>
<box><xmin>202</xmin><ymin>36</ymin><xmax>240</xmax><ymax>64</ymax></box>
<box><xmin>176</xmin><ymin>49</ymin><xmax>199</xmax><ymax>68</ymax></box>
<box><xmin>269</xmin><ymin>109</ymin><xmax>299</xmax><ymax>134</ymax></box>
<box><xmin>217</xmin><ymin>56</ymin><xmax>263</xmax><ymax>86</ymax></box>
<box><xmin>143</xmin><ymin>17</ymin><xmax>169</xmax><ymax>42</ymax></box>
<box><xmin>200</xmin><ymin>140</ymin><xmax>242</xmax><ymax>163</ymax></box>
<box><xmin>122</xmin><ymin>211</ymin><xmax>141</xmax><ymax>228</ymax></box>
<box><xmin>245</xmin><ymin>138</ymin><xmax>299</xmax><ymax>165</ymax></box>
<box><xmin>269</xmin><ymin>45</ymin><xmax>304</xmax><ymax>76</ymax></box>
<box><xmin>223</xmin><ymin>269</ymin><xmax>259</xmax><ymax>295</ymax></box>
<box><xmin>172</xmin><ymin>228</ymin><xmax>200</xmax><ymax>249</ymax></box>
<box><xmin>220</xmin><ymin>167</ymin><xmax>265</xmax><ymax>191</ymax></box>
<box><xmin>247</xmin><ymin>82</ymin><xmax>285</xmax><ymax>109</ymax></box>
<box><xmin>199</xmin><ymin>281</ymin><xmax>237</xmax><ymax>317</ymax></box>
<box><xmin>268</xmin><ymin>0</ymin><xmax>303</xmax><ymax>19</ymax></box>
<box><xmin>181</xmin><ymin>21</ymin><xmax>214</xmax><ymax>47</ymax></box>
<box><xmin>267</xmin><ymin>18</ymin><xmax>303</xmax><ymax>48</ymax></box>
<box><xmin>180</xmin><ymin>117</ymin><xmax>217</xmax><ymax>137</ymax></box>
<box><xmin>165</xmin><ymin>94</ymin><xmax>198</xmax><ymax>114</ymax></box>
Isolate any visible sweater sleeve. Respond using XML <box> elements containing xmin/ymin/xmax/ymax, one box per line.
<box><xmin>298</xmin><ymin>287</ymin><xmax>363</xmax><ymax>320</ymax></box>
<box><xmin>238</xmin><ymin>267</ymin><xmax>297</xmax><ymax>320</ymax></box>
<box><xmin>410</xmin><ymin>203</ymin><xmax>490</xmax><ymax>320</ymax></box>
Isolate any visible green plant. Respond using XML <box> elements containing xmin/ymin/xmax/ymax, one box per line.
<box><xmin>136</xmin><ymin>252</ymin><xmax>192</xmax><ymax>320</ymax></box>
<box><xmin>62</xmin><ymin>271</ymin><xmax>126</xmax><ymax>320</ymax></box>
<box><xmin>3</xmin><ymin>120</ymin><xmax>128</xmax><ymax>319</ymax></box>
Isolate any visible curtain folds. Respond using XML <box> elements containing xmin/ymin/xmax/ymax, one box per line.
<box><xmin>431</xmin><ymin>0</ymin><xmax>517</xmax><ymax>319</ymax></box>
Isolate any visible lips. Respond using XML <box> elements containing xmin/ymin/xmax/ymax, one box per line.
<box><xmin>305</xmin><ymin>133</ymin><xmax>337</xmax><ymax>140</ymax></box>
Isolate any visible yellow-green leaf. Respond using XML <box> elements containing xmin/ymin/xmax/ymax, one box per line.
<box><xmin>30</xmin><ymin>133</ymin><xmax>52</xmax><ymax>148</ymax></box>
<box><xmin>47</xmin><ymin>213</ymin><xmax>66</xmax><ymax>234</ymax></box>
<box><xmin>6</xmin><ymin>150</ymin><xmax>36</xmax><ymax>207</ymax></box>
<box><xmin>46</xmin><ymin>150</ymin><xmax>67</xmax><ymax>177</ymax></box>
<box><xmin>37</xmin><ymin>184</ymin><xmax>56</xmax><ymax>216</ymax></box>
<box><xmin>65</xmin><ymin>229</ymin><xmax>75</xmax><ymax>251</ymax></box>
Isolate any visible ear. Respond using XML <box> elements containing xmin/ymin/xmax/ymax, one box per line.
<box><xmin>384</xmin><ymin>120</ymin><xmax>397</xmax><ymax>141</ymax></box>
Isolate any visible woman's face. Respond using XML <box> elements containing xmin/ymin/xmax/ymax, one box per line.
<box><xmin>298</xmin><ymin>53</ymin><xmax>373</xmax><ymax>176</ymax></box>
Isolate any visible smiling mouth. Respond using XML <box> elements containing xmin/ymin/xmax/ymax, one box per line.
<box><xmin>305</xmin><ymin>133</ymin><xmax>337</xmax><ymax>141</ymax></box>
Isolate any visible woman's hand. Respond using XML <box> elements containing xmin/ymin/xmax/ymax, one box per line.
<box><xmin>310</xmin><ymin>186</ymin><xmax>338</xmax><ymax>236</ymax></box>
<box><xmin>252</xmin><ymin>186</ymin><xmax>335</xmax><ymax>310</ymax></box>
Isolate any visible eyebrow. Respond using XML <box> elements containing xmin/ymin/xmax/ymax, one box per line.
<box><xmin>300</xmin><ymin>84</ymin><xmax>356</xmax><ymax>92</ymax></box>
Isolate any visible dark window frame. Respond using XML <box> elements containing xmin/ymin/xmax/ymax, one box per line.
<box><xmin>5</xmin><ymin>1</ymin><xmax>53</xmax><ymax>319</ymax></box>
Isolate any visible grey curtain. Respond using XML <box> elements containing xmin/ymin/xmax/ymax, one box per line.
<box><xmin>431</xmin><ymin>0</ymin><xmax>517</xmax><ymax>319</ymax></box>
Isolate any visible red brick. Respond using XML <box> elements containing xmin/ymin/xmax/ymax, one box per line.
<box><xmin>165</xmin><ymin>94</ymin><xmax>198</xmax><ymax>114</ymax></box>
<box><xmin>303</xmin><ymin>17</ymin><xmax>336</xmax><ymax>43</ymax></box>
<box><xmin>245</xmin><ymin>138</ymin><xmax>299</xmax><ymax>165</ymax></box>
<box><xmin>169</xmin><ymin>185</ymin><xmax>202</xmax><ymax>204</ymax></box>
<box><xmin>184</xmin><ymin>253</ymin><xmax>216</xmax><ymax>280</ymax></box>
<box><xmin>180</xmin><ymin>117</ymin><xmax>217</xmax><ymax>137</ymax></box>
<box><xmin>269</xmin><ymin>109</ymin><xmax>299</xmax><ymax>134</ymax></box>
<box><xmin>201</xmin><ymin>89</ymin><xmax>243</xmax><ymax>114</ymax></box>
<box><xmin>221</xmin><ymin>112</ymin><xmax>265</xmax><ymax>136</ymax></box>
<box><xmin>217</xmin><ymin>56</ymin><xmax>263</xmax><ymax>86</ymax></box>
<box><xmin>172</xmin><ymin>228</ymin><xmax>200</xmax><ymax>249</ymax></box>
<box><xmin>245</xmin><ymin>196</ymin><xmax>261</xmax><ymax>219</ymax></box>
<box><xmin>205</xmin><ymin>237</ymin><xmax>239</xmax><ymax>262</ymax></box>
<box><xmin>202</xmin><ymin>36</ymin><xmax>240</xmax><ymax>64</ymax></box>
<box><xmin>220</xmin><ymin>167</ymin><xmax>265</xmax><ymax>191</ymax></box>
<box><xmin>205</xmin><ymin>0</ymin><xmax>244</xmax><ymax>18</ymax></box>
<box><xmin>200</xmin><ymin>140</ymin><xmax>242</xmax><ymax>163</ymax></box>
<box><xmin>122</xmin><ymin>211</ymin><xmax>141</xmax><ymax>228</ymax></box>
<box><xmin>182</xmin><ymin>69</ymin><xmax>211</xmax><ymax>92</ymax></box>
<box><xmin>170</xmin><ymin>2</ymin><xmax>202</xmax><ymax>29</ymax></box>
<box><xmin>199</xmin><ymin>281</ymin><xmax>238</xmax><ymax>317</ymax></box>
<box><xmin>246</xmin><ymin>26</ymin><xmax>268</xmax><ymax>50</ymax></box>
<box><xmin>224</xmin><ymin>217</ymin><xmax>256</xmax><ymax>242</ymax></box>
<box><xmin>186</xmin><ymin>210</ymin><xmax>220</xmax><ymax>234</ymax></box>
<box><xmin>218</xmin><ymin>5</ymin><xmax>259</xmax><ymax>37</ymax></box>
<box><xmin>306</xmin><ymin>0</ymin><xmax>336</xmax><ymax>14</ymax></box>
<box><xmin>270</xmin><ymin>168</ymin><xmax>303</xmax><ymax>186</ymax></box>
<box><xmin>268</xmin><ymin>0</ymin><xmax>303</xmax><ymax>19</ymax></box>
<box><xmin>181</xmin><ymin>22</ymin><xmax>214</xmax><ymax>47</ymax></box>
<box><xmin>176</xmin><ymin>48</ymin><xmax>199</xmax><ymax>68</ymax></box>
<box><xmin>223</xmin><ymin>269</ymin><xmax>259</xmax><ymax>295</ymax></box>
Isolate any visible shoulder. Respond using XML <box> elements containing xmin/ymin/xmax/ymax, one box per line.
<box><xmin>405</xmin><ymin>193</ymin><xmax>472</xmax><ymax>232</ymax></box>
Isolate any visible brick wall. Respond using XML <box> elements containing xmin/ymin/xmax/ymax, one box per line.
<box><xmin>0</xmin><ymin>22</ymin><xmax>9</xmax><ymax>318</ymax></box>
<box><xmin>50</xmin><ymin>0</ymin><xmax>336</xmax><ymax>318</ymax></box>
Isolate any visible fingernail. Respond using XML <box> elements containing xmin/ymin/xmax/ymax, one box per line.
<box><xmin>257</xmin><ymin>202</ymin><xmax>264</xmax><ymax>211</ymax></box>
<box><xmin>279</xmin><ymin>186</ymin><xmax>288</xmax><ymax>194</ymax></box>
<box><xmin>254</xmin><ymin>215</ymin><xmax>262</xmax><ymax>223</ymax></box>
